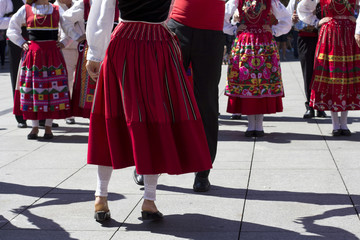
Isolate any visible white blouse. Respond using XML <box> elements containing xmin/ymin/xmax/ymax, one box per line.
<box><xmin>57</xmin><ymin>0</ymin><xmax>87</xmax><ymax>49</ymax></box>
<box><xmin>0</xmin><ymin>0</ymin><xmax>13</xmax><ymax>29</ymax></box>
<box><xmin>86</xmin><ymin>0</ymin><xmax>116</xmax><ymax>62</ymax></box>
<box><xmin>7</xmin><ymin>3</ymin><xmax>81</xmax><ymax>47</ymax></box>
<box><xmin>223</xmin><ymin>0</ymin><xmax>292</xmax><ymax>36</ymax></box>
<box><xmin>297</xmin><ymin>0</ymin><xmax>320</xmax><ymax>27</ymax></box>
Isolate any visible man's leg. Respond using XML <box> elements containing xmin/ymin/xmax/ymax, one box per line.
<box><xmin>8</xmin><ymin>40</ymin><xmax>26</xmax><ymax>127</ymax></box>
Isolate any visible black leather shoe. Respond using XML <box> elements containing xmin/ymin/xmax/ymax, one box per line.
<box><xmin>230</xmin><ymin>114</ymin><xmax>242</xmax><ymax>120</ymax></box>
<box><xmin>316</xmin><ymin>111</ymin><xmax>327</xmax><ymax>118</ymax></box>
<box><xmin>94</xmin><ymin>210</ymin><xmax>111</xmax><ymax>222</ymax></box>
<box><xmin>332</xmin><ymin>129</ymin><xmax>341</xmax><ymax>136</ymax></box>
<box><xmin>193</xmin><ymin>176</ymin><xmax>210</xmax><ymax>192</ymax></box>
<box><xmin>141</xmin><ymin>211</ymin><xmax>163</xmax><ymax>221</ymax></box>
<box><xmin>341</xmin><ymin>129</ymin><xmax>351</xmax><ymax>136</ymax></box>
<box><xmin>133</xmin><ymin>169</ymin><xmax>144</xmax><ymax>186</ymax></box>
<box><xmin>303</xmin><ymin>108</ymin><xmax>315</xmax><ymax>119</ymax></box>
<box><xmin>27</xmin><ymin>133</ymin><xmax>38</xmax><ymax>140</ymax></box>
<box><xmin>44</xmin><ymin>133</ymin><xmax>54</xmax><ymax>139</ymax></box>
<box><xmin>245</xmin><ymin>130</ymin><xmax>255</xmax><ymax>137</ymax></box>
<box><xmin>255</xmin><ymin>130</ymin><xmax>265</xmax><ymax>137</ymax></box>
<box><xmin>17</xmin><ymin>122</ymin><xmax>27</xmax><ymax>128</ymax></box>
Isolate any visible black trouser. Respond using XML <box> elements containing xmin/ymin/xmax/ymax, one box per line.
<box><xmin>167</xmin><ymin>19</ymin><xmax>224</xmax><ymax>178</ymax></box>
<box><xmin>298</xmin><ymin>35</ymin><xmax>317</xmax><ymax>109</ymax></box>
<box><xmin>0</xmin><ymin>40</ymin><xmax>6</xmax><ymax>65</ymax></box>
<box><xmin>8</xmin><ymin>40</ymin><xmax>26</xmax><ymax>124</ymax></box>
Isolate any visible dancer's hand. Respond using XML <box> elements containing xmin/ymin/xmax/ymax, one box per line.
<box><xmin>262</xmin><ymin>25</ymin><xmax>272</xmax><ymax>33</ymax></box>
<box><xmin>236</xmin><ymin>24</ymin><xmax>247</xmax><ymax>33</ymax></box>
<box><xmin>21</xmin><ymin>41</ymin><xmax>29</xmax><ymax>51</ymax></box>
<box><xmin>318</xmin><ymin>17</ymin><xmax>331</xmax><ymax>27</ymax></box>
<box><xmin>86</xmin><ymin>60</ymin><xmax>100</xmax><ymax>81</ymax></box>
<box><xmin>355</xmin><ymin>34</ymin><xmax>360</xmax><ymax>48</ymax></box>
<box><xmin>57</xmin><ymin>42</ymin><xmax>65</xmax><ymax>49</ymax></box>
<box><xmin>292</xmin><ymin>11</ymin><xmax>299</xmax><ymax>24</ymax></box>
<box><xmin>77</xmin><ymin>34</ymin><xmax>86</xmax><ymax>42</ymax></box>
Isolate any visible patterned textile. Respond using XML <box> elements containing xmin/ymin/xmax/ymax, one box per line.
<box><xmin>226</xmin><ymin>30</ymin><xmax>283</xmax><ymax>98</ymax></box>
<box><xmin>13</xmin><ymin>4</ymin><xmax>71</xmax><ymax>120</ymax></box>
<box><xmin>88</xmin><ymin>22</ymin><xmax>212</xmax><ymax>174</ymax></box>
<box><xmin>310</xmin><ymin>0</ymin><xmax>360</xmax><ymax>111</ymax></box>
<box><xmin>71</xmin><ymin>41</ymin><xmax>96</xmax><ymax>118</ymax></box>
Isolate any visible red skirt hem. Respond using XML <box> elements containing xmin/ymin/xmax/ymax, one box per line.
<box><xmin>227</xmin><ymin>96</ymin><xmax>283</xmax><ymax>115</ymax></box>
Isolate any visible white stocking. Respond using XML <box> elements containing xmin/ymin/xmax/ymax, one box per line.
<box><xmin>331</xmin><ymin>111</ymin><xmax>340</xmax><ymax>130</ymax></box>
<box><xmin>247</xmin><ymin>115</ymin><xmax>256</xmax><ymax>131</ymax></box>
<box><xmin>44</xmin><ymin>119</ymin><xmax>53</xmax><ymax>127</ymax></box>
<box><xmin>95</xmin><ymin>165</ymin><xmax>113</xmax><ymax>197</ymax></box>
<box><xmin>32</xmin><ymin>120</ymin><xmax>39</xmax><ymax>127</ymax></box>
<box><xmin>340</xmin><ymin>111</ymin><xmax>348</xmax><ymax>130</ymax></box>
<box><xmin>143</xmin><ymin>175</ymin><xmax>159</xmax><ymax>201</ymax></box>
<box><xmin>255</xmin><ymin>114</ymin><xmax>264</xmax><ymax>131</ymax></box>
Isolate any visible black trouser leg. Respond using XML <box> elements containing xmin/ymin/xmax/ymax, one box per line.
<box><xmin>0</xmin><ymin>40</ymin><xmax>6</xmax><ymax>65</ymax></box>
<box><xmin>8</xmin><ymin>40</ymin><xmax>25</xmax><ymax>124</ymax></box>
<box><xmin>298</xmin><ymin>36</ymin><xmax>317</xmax><ymax>109</ymax></box>
<box><xmin>168</xmin><ymin>20</ymin><xmax>223</xmax><ymax>178</ymax></box>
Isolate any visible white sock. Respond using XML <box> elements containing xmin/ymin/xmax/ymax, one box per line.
<box><xmin>143</xmin><ymin>175</ymin><xmax>159</xmax><ymax>201</ymax></box>
<box><xmin>95</xmin><ymin>165</ymin><xmax>113</xmax><ymax>197</ymax></box>
<box><xmin>331</xmin><ymin>111</ymin><xmax>340</xmax><ymax>130</ymax></box>
<box><xmin>255</xmin><ymin>114</ymin><xmax>264</xmax><ymax>131</ymax></box>
<box><xmin>340</xmin><ymin>111</ymin><xmax>348</xmax><ymax>130</ymax></box>
<box><xmin>45</xmin><ymin>119</ymin><xmax>53</xmax><ymax>127</ymax></box>
<box><xmin>32</xmin><ymin>120</ymin><xmax>39</xmax><ymax>127</ymax></box>
<box><xmin>247</xmin><ymin>115</ymin><xmax>256</xmax><ymax>131</ymax></box>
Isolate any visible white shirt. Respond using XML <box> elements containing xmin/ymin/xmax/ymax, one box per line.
<box><xmin>86</xmin><ymin>0</ymin><xmax>116</xmax><ymax>62</ymax></box>
<box><xmin>56</xmin><ymin>0</ymin><xmax>86</xmax><ymax>49</ymax></box>
<box><xmin>223</xmin><ymin>0</ymin><xmax>292</xmax><ymax>37</ymax></box>
<box><xmin>0</xmin><ymin>0</ymin><xmax>13</xmax><ymax>29</ymax></box>
<box><xmin>7</xmin><ymin>3</ymin><xmax>81</xmax><ymax>47</ymax></box>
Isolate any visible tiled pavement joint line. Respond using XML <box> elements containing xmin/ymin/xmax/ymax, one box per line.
<box><xmin>0</xmin><ymin>163</ymin><xmax>87</xmax><ymax>230</ymax></box>
<box><xmin>0</xmin><ymin>143</ymin><xmax>49</xmax><ymax>170</ymax></box>
<box><xmin>0</xmin><ymin>108</ymin><xmax>12</xmax><ymax>117</ymax></box>
<box><xmin>238</xmin><ymin>139</ymin><xmax>256</xmax><ymax>240</ymax></box>
<box><xmin>109</xmin><ymin>197</ymin><xmax>144</xmax><ymax>239</ymax></box>
<box><xmin>316</xmin><ymin>121</ymin><xmax>360</xmax><ymax>221</ymax></box>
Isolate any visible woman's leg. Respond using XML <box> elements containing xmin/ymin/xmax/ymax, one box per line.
<box><xmin>255</xmin><ymin>114</ymin><xmax>264</xmax><ymax>131</ymax></box>
<box><xmin>142</xmin><ymin>174</ymin><xmax>163</xmax><ymax>219</ymax></box>
<box><xmin>94</xmin><ymin>165</ymin><xmax>113</xmax><ymax>221</ymax></box>
<box><xmin>330</xmin><ymin>111</ymin><xmax>340</xmax><ymax>130</ymax></box>
<box><xmin>340</xmin><ymin>111</ymin><xmax>349</xmax><ymax>130</ymax></box>
<box><xmin>44</xmin><ymin>119</ymin><xmax>53</xmax><ymax>134</ymax></box>
<box><xmin>247</xmin><ymin>115</ymin><xmax>256</xmax><ymax>131</ymax></box>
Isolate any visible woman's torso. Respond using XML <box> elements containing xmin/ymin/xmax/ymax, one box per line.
<box><xmin>118</xmin><ymin>0</ymin><xmax>171</xmax><ymax>22</ymax></box>
<box><xmin>320</xmin><ymin>0</ymin><xmax>356</xmax><ymax>17</ymax></box>
<box><xmin>238</xmin><ymin>0</ymin><xmax>272</xmax><ymax>27</ymax></box>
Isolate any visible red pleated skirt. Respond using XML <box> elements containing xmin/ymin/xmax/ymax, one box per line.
<box><xmin>87</xmin><ymin>22</ymin><xmax>212</xmax><ymax>175</ymax></box>
<box><xmin>310</xmin><ymin>18</ymin><xmax>360</xmax><ymax>112</ymax></box>
<box><xmin>13</xmin><ymin>41</ymin><xmax>71</xmax><ymax>120</ymax></box>
<box><xmin>227</xmin><ymin>96</ymin><xmax>283</xmax><ymax>115</ymax></box>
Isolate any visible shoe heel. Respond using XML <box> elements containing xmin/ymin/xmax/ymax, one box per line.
<box><xmin>94</xmin><ymin>211</ymin><xmax>110</xmax><ymax>222</ymax></box>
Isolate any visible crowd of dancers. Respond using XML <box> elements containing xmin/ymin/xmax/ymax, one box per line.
<box><xmin>0</xmin><ymin>0</ymin><xmax>359</xmax><ymax>222</ymax></box>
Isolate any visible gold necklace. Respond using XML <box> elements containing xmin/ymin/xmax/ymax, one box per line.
<box><xmin>243</xmin><ymin>0</ymin><xmax>265</xmax><ymax>24</ymax></box>
<box><xmin>331</xmin><ymin>0</ymin><xmax>348</xmax><ymax>15</ymax></box>
<box><xmin>34</xmin><ymin>4</ymin><xmax>49</xmax><ymax>26</ymax></box>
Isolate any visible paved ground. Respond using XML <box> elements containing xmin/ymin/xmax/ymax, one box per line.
<box><xmin>1</xmin><ymin>55</ymin><xmax>360</xmax><ymax>240</ymax></box>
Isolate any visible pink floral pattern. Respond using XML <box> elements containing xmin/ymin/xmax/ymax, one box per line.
<box><xmin>225</xmin><ymin>31</ymin><xmax>284</xmax><ymax>98</ymax></box>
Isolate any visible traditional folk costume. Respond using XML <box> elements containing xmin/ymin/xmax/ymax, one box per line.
<box><xmin>63</xmin><ymin>0</ymin><xmax>119</xmax><ymax>119</ymax></box>
<box><xmin>287</xmin><ymin>0</ymin><xmax>327</xmax><ymax>118</ymax></box>
<box><xmin>298</xmin><ymin>0</ymin><xmax>360</xmax><ymax>135</ymax></box>
<box><xmin>224</xmin><ymin>0</ymin><xmax>291</xmax><ymax>136</ymax></box>
<box><xmin>86</xmin><ymin>0</ymin><xmax>212</xmax><ymax>217</ymax></box>
<box><xmin>7</xmin><ymin>3</ymin><xmax>81</xmax><ymax>126</ymax></box>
